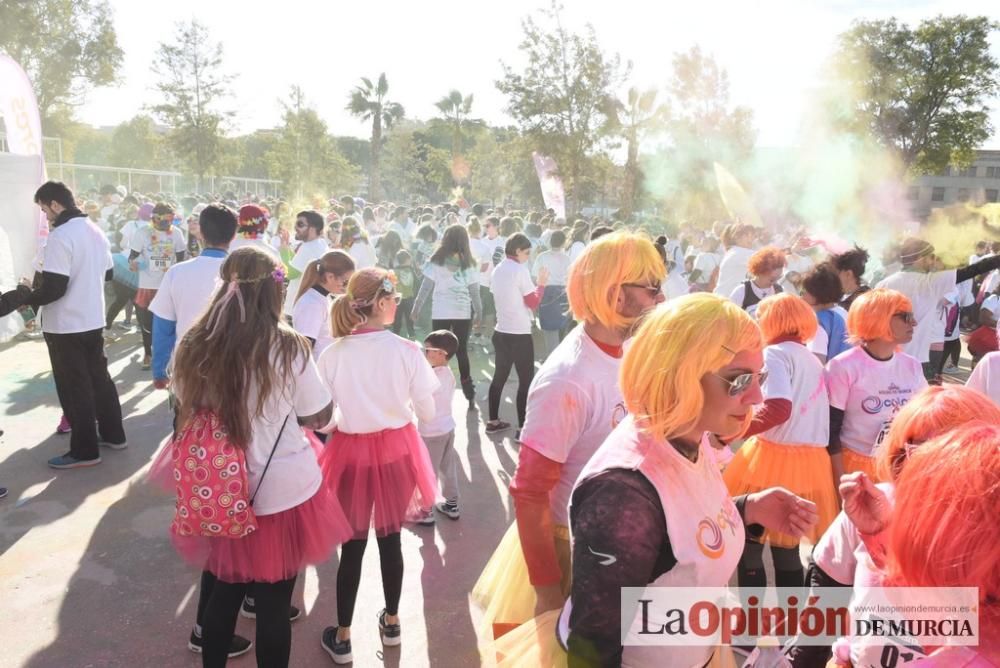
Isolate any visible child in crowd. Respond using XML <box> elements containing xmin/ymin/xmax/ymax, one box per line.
<box><xmin>416</xmin><ymin>330</ymin><xmax>461</xmax><ymax>524</ymax></box>
<box><xmin>392</xmin><ymin>250</ymin><xmax>417</xmax><ymax>338</ymax></box>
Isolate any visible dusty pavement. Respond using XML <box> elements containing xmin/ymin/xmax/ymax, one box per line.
<box><xmin>0</xmin><ymin>323</ymin><xmax>532</xmax><ymax>668</ymax></box>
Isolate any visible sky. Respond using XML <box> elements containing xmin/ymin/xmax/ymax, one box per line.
<box><xmin>77</xmin><ymin>0</ymin><xmax>1000</xmax><ymax>149</ymax></box>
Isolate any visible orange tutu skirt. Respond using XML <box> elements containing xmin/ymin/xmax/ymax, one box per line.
<box><xmin>723</xmin><ymin>437</ymin><xmax>839</xmax><ymax>548</ymax></box>
<box><xmin>842</xmin><ymin>448</ymin><xmax>880</xmax><ymax>482</ymax></box>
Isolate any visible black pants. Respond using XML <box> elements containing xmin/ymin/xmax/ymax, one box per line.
<box><xmin>488</xmin><ymin>331</ymin><xmax>535</xmax><ymax>425</ymax></box>
<box><xmin>737</xmin><ymin>539</ymin><xmax>804</xmax><ymax>592</ymax></box>
<box><xmin>43</xmin><ymin>329</ymin><xmax>125</xmax><ymax>460</ymax></box>
<box><xmin>105</xmin><ymin>281</ymin><xmax>136</xmax><ymax>329</ymax></box>
<box><xmin>936</xmin><ymin>338</ymin><xmax>962</xmax><ymax>375</ymax></box>
<box><xmin>198</xmin><ymin>571</ymin><xmax>296</xmax><ymax>668</ymax></box>
<box><xmin>136</xmin><ymin>304</ymin><xmax>153</xmax><ymax>357</ymax></box>
<box><xmin>336</xmin><ymin>533</ymin><xmax>403</xmax><ymax>628</ymax></box>
<box><xmin>432</xmin><ymin>318</ymin><xmax>474</xmax><ymax>401</ymax></box>
<box><xmin>392</xmin><ymin>297</ymin><xmax>415</xmax><ymax>337</ymax></box>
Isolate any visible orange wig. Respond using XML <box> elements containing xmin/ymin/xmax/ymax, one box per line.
<box><xmin>885</xmin><ymin>421</ymin><xmax>1000</xmax><ymax>627</ymax></box>
<box><xmin>747</xmin><ymin>246</ymin><xmax>786</xmax><ymax>277</ymax></box>
<box><xmin>846</xmin><ymin>288</ymin><xmax>912</xmax><ymax>345</ymax></box>
<box><xmin>756</xmin><ymin>293</ymin><xmax>818</xmax><ymax>345</ymax></box>
<box><xmin>876</xmin><ymin>385</ymin><xmax>1000</xmax><ymax>482</ymax></box>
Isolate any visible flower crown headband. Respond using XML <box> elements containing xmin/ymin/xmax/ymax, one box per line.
<box><xmin>348</xmin><ymin>271</ymin><xmax>397</xmax><ymax>310</ymax></box>
<box><xmin>203</xmin><ymin>267</ymin><xmax>286</xmax><ymax>337</ymax></box>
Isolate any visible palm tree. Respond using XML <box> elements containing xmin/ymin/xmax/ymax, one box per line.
<box><xmin>433</xmin><ymin>90</ymin><xmax>483</xmax><ymax>158</ymax></box>
<box><xmin>605</xmin><ymin>87</ymin><xmax>669</xmax><ymax>220</ymax></box>
<box><xmin>347</xmin><ymin>73</ymin><xmax>404</xmax><ymax>201</ymax></box>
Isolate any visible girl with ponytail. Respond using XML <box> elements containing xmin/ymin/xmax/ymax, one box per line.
<box><xmin>291</xmin><ymin>250</ymin><xmax>355</xmax><ymax>357</ymax></box>
<box><xmin>315</xmin><ymin>267</ymin><xmax>441</xmax><ymax>663</ymax></box>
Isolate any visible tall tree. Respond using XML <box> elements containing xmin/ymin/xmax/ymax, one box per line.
<box><xmin>268</xmin><ymin>86</ymin><xmax>358</xmax><ymax>199</ymax></box>
<box><xmin>346</xmin><ymin>73</ymin><xmax>404</xmax><ymax>201</ymax></box>
<box><xmin>150</xmin><ymin>19</ymin><xmax>234</xmax><ymax>190</ymax></box>
<box><xmin>0</xmin><ymin>0</ymin><xmax>123</xmax><ymax>134</ymax></box>
<box><xmin>830</xmin><ymin>15</ymin><xmax>999</xmax><ymax>174</ymax></box>
<box><xmin>432</xmin><ymin>90</ymin><xmax>484</xmax><ymax>159</ymax></box>
<box><xmin>497</xmin><ymin>1</ymin><xmax>627</xmax><ymax>213</ymax></box>
<box><xmin>108</xmin><ymin>115</ymin><xmax>168</xmax><ymax>169</ymax></box>
<box><xmin>604</xmin><ymin>87</ymin><xmax>669</xmax><ymax>220</ymax></box>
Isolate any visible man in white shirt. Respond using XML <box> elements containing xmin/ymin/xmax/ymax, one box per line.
<box><xmin>23</xmin><ymin>181</ymin><xmax>126</xmax><ymax>468</ymax></box>
<box><xmin>281</xmin><ymin>210</ymin><xmax>329</xmax><ymax>317</ymax></box>
<box><xmin>476</xmin><ymin>216</ymin><xmax>506</xmax><ymax>335</ymax></box>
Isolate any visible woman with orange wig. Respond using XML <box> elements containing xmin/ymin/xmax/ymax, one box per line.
<box><xmin>724</xmin><ymin>294</ymin><xmax>838</xmax><ymax>594</ymax></box>
<box><xmin>825</xmin><ymin>288</ymin><xmax>927</xmax><ymax>481</ymax></box>
<box><xmin>787</xmin><ymin>385</ymin><xmax>1000</xmax><ymax>667</ymax></box>
<box><xmin>728</xmin><ymin>245</ymin><xmax>786</xmax><ymax>317</ymax></box>
<box><xmin>493</xmin><ymin>294</ymin><xmax>818</xmax><ymax>667</ymax></box>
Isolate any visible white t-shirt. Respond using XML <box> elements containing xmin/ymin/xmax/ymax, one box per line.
<box><xmin>419</xmin><ymin>365</ymin><xmax>457</xmax><ymax>438</ymax></box>
<box><xmin>826</xmin><ymin>346</ymin><xmax>927</xmax><ymax>457</ymax></box>
<box><xmin>176</xmin><ymin>350</ymin><xmax>332</xmax><ymax>515</ymax></box>
<box><xmin>728</xmin><ymin>280</ymin><xmax>778</xmax><ymax>317</ymax></box>
<box><xmin>780</xmin><ymin>253</ymin><xmax>814</xmax><ymax>295</ymax></box>
<box><xmin>347</xmin><ymin>241</ymin><xmax>376</xmax><ymax>269</ymax></box>
<box><xmin>422</xmin><ymin>260</ymin><xmax>480</xmax><ymax>320</ymax></box>
<box><xmin>283</xmin><ymin>237</ymin><xmax>330</xmax><ymax>316</ymax></box>
<box><xmin>568</xmin><ymin>240</ymin><xmax>586</xmax><ymax>263</ymax></box>
<box><xmin>148</xmin><ymin>252</ymin><xmax>226</xmax><ymax>339</ymax></box>
<box><xmin>118</xmin><ymin>219</ymin><xmax>142</xmax><ymax>252</ymax></box>
<box><xmin>130</xmin><ymin>225</ymin><xmax>185</xmax><ymax>290</ymax></box>
<box><xmin>316</xmin><ymin>330</ymin><xmax>439</xmax><ymax>433</ymax></box>
<box><xmin>965</xmin><ymin>351</ymin><xmax>1000</xmax><ymax>406</ymax></box>
<box><xmin>532</xmin><ymin>249</ymin><xmax>572</xmax><ymax>286</ymax></box>
<box><xmin>476</xmin><ymin>235</ymin><xmax>505</xmax><ymax>288</ymax></box>
<box><xmin>808</xmin><ymin>305</ymin><xmax>850</xmax><ymax>359</ymax></box>
<box><xmin>760</xmin><ymin>341</ymin><xmax>829</xmax><ymax>446</ymax></box>
<box><xmin>491</xmin><ymin>258</ymin><xmax>537</xmax><ymax>335</ymax></box>
<box><xmin>876</xmin><ymin>269</ymin><xmax>957</xmax><ymax>363</ymax></box>
<box><xmin>663</xmin><ymin>272</ymin><xmax>690</xmax><ymax>300</ymax></box>
<box><xmin>714</xmin><ymin>246</ymin><xmax>755</xmax><ymax>298</ymax></box>
<box><xmin>226</xmin><ymin>237</ymin><xmax>282</xmax><ymax>264</ymax></box>
<box><xmin>520</xmin><ymin>326</ymin><xmax>625</xmax><ymax>525</ymax></box>
<box><xmin>39</xmin><ymin>216</ymin><xmax>114</xmax><ymax>334</ymax></box>
<box><xmin>692</xmin><ymin>251</ymin><xmax>721</xmax><ymax>285</ymax></box>
<box><xmin>292</xmin><ymin>288</ymin><xmax>334</xmax><ymax>358</ymax></box>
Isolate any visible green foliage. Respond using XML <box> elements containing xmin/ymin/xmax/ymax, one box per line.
<box><xmin>346</xmin><ymin>73</ymin><xmax>405</xmax><ymax>200</ymax></box>
<box><xmin>604</xmin><ymin>87</ymin><xmax>669</xmax><ymax>220</ymax></box>
<box><xmin>0</xmin><ymin>0</ymin><xmax>123</xmax><ymax>133</ymax></box>
<box><xmin>107</xmin><ymin>115</ymin><xmax>170</xmax><ymax>169</ymax></box>
<box><xmin>496</xmin><ymin>0</ymin><xmax>628</xmax><ymax>213</ymax></box>
<box><xmin>381</xmin><ymin>121</ymin><xmax>452</xmax><ymax>202</ymax></box>
<box><xmin>830</xmin><ymin>15</ymin><xmax>1000</xmax><ymax>174</ymax></box>
<box><xmin>150</xmin><ymin>19</ymin><xmax>234</xmax><ymax>188</ymax></box>
<box><xmin>431</xmin><ymin>89</ymin><xmax>485</xmax><ymax>162</ymax></box>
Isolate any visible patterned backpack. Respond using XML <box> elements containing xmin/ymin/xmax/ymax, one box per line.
<box><xmin>170</xmin><ymin>410</ymin><xmax>289</xmax><ymax>539</ymax></box>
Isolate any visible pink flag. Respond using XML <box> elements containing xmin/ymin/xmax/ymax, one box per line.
<box><xmin>532</xmin><ymin>152</ymin><xmax>566</xmax><ymax>220</ymax></box>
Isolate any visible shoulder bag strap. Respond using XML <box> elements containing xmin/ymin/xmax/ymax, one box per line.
<box><xmin>249</xmin><ymin>413</ymin><xmax>291</xmax><ymax>507</ymax></box>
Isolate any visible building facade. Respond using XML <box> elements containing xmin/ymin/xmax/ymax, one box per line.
<box><xmin>909</xmin><ymin>149</ymin><xmax>1000</xmax><ymax>219</ymax></box>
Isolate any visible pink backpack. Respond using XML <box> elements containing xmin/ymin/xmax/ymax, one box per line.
<box><xmin>170</xmin><ymin>410</ymin><xmax>289</xmax><ymax>539</ymax></box>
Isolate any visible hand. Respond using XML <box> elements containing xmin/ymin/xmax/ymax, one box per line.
<box><xmin>839</xmin><ymin>472</ymin><xmax>890</xmax><ymax>535</ymax></box>
<box><xmin>279</xmin><ymin>228</ymin><xmax>290</xmax><ymax>247</ymax></box>
<box><xmin>128</xmin><ymin>260</ymin><xmax>138</xmax><ymax>272</ymax></box>
<box><xmin>19</xmin><ymin>276</ymin><xmax>32</xmax><ymax>288</ymax></box>
<box><xmin>537</xmin><ymin>266</ymin><xmax>550</xmax><ymax>287</ymax></box>
<box><xmin>534</xmin><ymin>583</ymin><xmax>564</xmax><ymax>616</ymax></box>
<box><xmin>153</xmin><ymin>378</ymin><xmax>169</xmax><ymax>390</ymax></box>
<box><xmin>746</xmin><ymin>487</ymin><xmax>818</xmax><ymax>538</ymax></box>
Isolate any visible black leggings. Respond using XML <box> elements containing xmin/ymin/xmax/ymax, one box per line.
<box><xmin>432</xmin><ymin>318</ymin><xmax>474</xmax><ymax>401</ymax></box>
<box><xmin>488</xmin><ymin>331</ymin><xmax>535</xmax><ymax>425</ymax></box>
<box><xmin>105</xmin><ymin>281</ymin><xmax>136</xmax><ymax>329</ymax></box>
<box><xmin>336</xmin><ymin>533</ymin><xmax>403</xmax><ymax>628</ymax></box>
<box><xmin>935</xmin><ymin>338</ymin><xmax>961</xmax><ymax>375</ymax></box>
<box><xmin>393</xmin><ymin>297</ymin><xmax>416</xmax><ymax>337</ymax></box>
<box><xmin>198</xmin><ymin>570</ymin><xmax>296</xmax><ymax>668</ymax></box>
<box><xmin>737</xmin><ymin>539</ymin><xmax>804</xmax><ymax>591</ymax></box>
<box><xmin>136</xmin><ymin>304</ymin><xmax>153</xmax><ymax>357</ymax></box>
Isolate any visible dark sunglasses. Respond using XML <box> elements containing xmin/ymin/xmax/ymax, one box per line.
<box><xmin>714</xmin><ymin>370</ymin><xmax>768</xmax><ymax>397</ymax></box>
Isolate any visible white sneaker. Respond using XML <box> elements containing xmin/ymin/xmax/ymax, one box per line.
<box><xmin>416</xmin><ymin>511</ymin><xmax>436</xmax><ymax>526</ymax></box>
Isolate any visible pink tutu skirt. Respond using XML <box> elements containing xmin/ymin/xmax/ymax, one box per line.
<box><xmin>149</xmin><ymin>429</ymin><xmax>352</xmax><ymax>583</ymax></box>
<box><xmin>319</xmin><ymin>423</ymin><xmax>439</xmax><ymax>539</ymax></box>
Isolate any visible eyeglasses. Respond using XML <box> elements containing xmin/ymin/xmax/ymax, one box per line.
<box><xmin>714</xmin><ymin>370</ymin><xmax>768</xmax><ymax>397</ymax></box>
<box><xmin>387</xmin><ymin>293</ymin><xmax>402</xmax><ymax>305</ymax></box>
<box><xmin>622</xmin><ymin>282</ymin><xmax>662</xmax><ymax>295</ymax></box>
<box><xmin>893</xmin><ymin>312</ymin><xmax>917</xmax><ymax>325</ymax></box>
<box><xmin>422</xmin><ymin>347</ymin><xmax>446</xmax><ymax>355</ymax></box>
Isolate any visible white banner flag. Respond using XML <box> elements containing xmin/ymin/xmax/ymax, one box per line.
<box><xmin>532</xmin><ymin>152</ymin><xmax>566</xmax><ymax>220</ymax></box>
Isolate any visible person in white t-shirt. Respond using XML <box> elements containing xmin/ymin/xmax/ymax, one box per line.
<box><xmin>689</xmin><ymin>236</ymin><xmax>722</xmax><ymax>292</ymax></box>
<box><xmin>149</xmin><ymin>204</ymin><xmax>238</xmax><ymax>389</ymax></box>
<box><xmin>339</xmin><ymin>215</ymin><xmax>375</xmax><ymax>270</ymax></box>
<box><xmin>227</xmin><ymin>204</ymin><xmax>282</xmax><ymax>264</ymax></box>
<box><xmin>877</xmin><ymin>237</ymin><xmax>1000</xmax><ymax>377</ymax></box>
<box><xmin>801</xmin><ymin>263</ymin><xmax>851</xmax><ymax>364</ymax></box>
<box><xmin>22</xmin><ymin>181</ymin><xmax>126</xmax><ymax>468</ymax></box>
<box><xmin>532</xmin><ymin>229</ymin><xmax>573</xmax><ymax>357</ymax></box>
<box><xmin>291</xmin><ymin>250</ymin><xmax>355</xmax><ymax>358</ymax></box>
<box><xmin>159</xmin><ymin>246</ymin><xmax>350</xmax><ymax>665</ymax></box>
<box><xmin>713</xmin><ymin>223</ymin><xmax>756</xmax><ymax>297</ymax></box>
<box><xmin>724</xmin><ymin>293</ymin><xmax>838</xmax><ymax>592</ymax></box>
<box><xmin>316</xmin><ymin>267</ymin><xmax>440</xmax><ymax>661</ymax></box>
<box><xmin>486</xmin><ymin>234</ymin><xmax>548</xmax><ymax>434</ymax></box>
<box><xmin>728</xmin><ymin>245</ymin><xmax>786</xmax><ymax>317</ymax></box>
<box><xmin>472</xmin><ymin>232</ymin><xmax>666</xmax><ymax>631</ymax></box>
<box><xmin>129</xmin><ymin>202</ymin><xmax>186</xmax><ymax>369</ymax></box>
<box><xmin>415</xmin><ymin>329</ymin><xmax>461</xmax><ymax>525</ymax></box>
<box><xmin>476</xmin><ymin>215</ymin><xmax>506</xmax><ymax>333</ymax></box>
<box><xmin>280</xmin><ymin>210</ymin><xmax>330</xmax><ymax>317</ymax></box>
<box><xmin>826</xmin><ymin>288</ymin><xmax>927</xmax><ymax>482</ymax></box>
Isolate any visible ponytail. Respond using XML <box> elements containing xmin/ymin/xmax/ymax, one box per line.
<box><xmin>330</xmin><ymin>294</ymin><xmax>365</xmax><ymax>337</ymax></box>
<box><xmin>329</xmin><ymin>266</ymin><xmax>395</xmax><ymax>337</ymax></box>
<box><xmin>295</xmin><ymin>249</ymin><xmax>355</xmax><ymax>304</ymax></box>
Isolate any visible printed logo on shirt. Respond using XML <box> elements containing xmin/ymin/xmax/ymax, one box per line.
<box><xmin>860</xmin><ymin>383</ymin><xmax>914</xmax><ymax>415</ymax></box>
<box><xmin>695</xmin><ymin>503</ymin><xmax>741</xmax><ymax>560</ymax></box>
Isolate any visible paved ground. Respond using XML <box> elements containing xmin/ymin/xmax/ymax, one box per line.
<box><xmin>0</xmin><ymin>319</ymin><xmax>536</xmax><ymax>668</ymax></box>
<box><xmin>0</xmin><ymin>317</ymin><xmax>975</xmax><ymax>668</ymax></box>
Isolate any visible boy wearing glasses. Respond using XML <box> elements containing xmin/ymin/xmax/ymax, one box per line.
<box><xmin>417</xmin><ymin>330</ymin><xmax>462</xmax><ymax>524</ymax></box>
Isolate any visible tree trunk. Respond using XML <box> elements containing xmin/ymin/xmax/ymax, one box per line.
<box><xmin>370</xmin><ymin>115</ymin><xmax>382</xmax><ymax>201</ymax></box>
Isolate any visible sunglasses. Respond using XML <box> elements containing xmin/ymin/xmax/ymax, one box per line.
<box><xmin>714</xmin><ymin>370</ymin><xmax>768</xmax><ymax>397</ymax></box>
<box><xmin>893</xmin><ymin>312</ymin><xmax>917</xmax><ymax>325</ymax></box>
<box><xmin>386</xmin><ymin>293</ymin><xmax>402</xmax><ymax>305</ymax></box>
<box><xmin>622</xmin><ymin>281</ymin><xmax>662</xmax><ymax>295</ymax></box>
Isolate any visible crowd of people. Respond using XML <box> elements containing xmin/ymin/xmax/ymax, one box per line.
<box><xmin>1</xmin><ymin>180</ymin><xmax>999</xmax><ymax>667</ymax></box>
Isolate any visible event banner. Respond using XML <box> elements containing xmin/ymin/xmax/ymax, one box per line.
<box><xmin>532</xmin><ymin>152</ymin><xmax>566</xmax><ymax>220</ymax></box>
